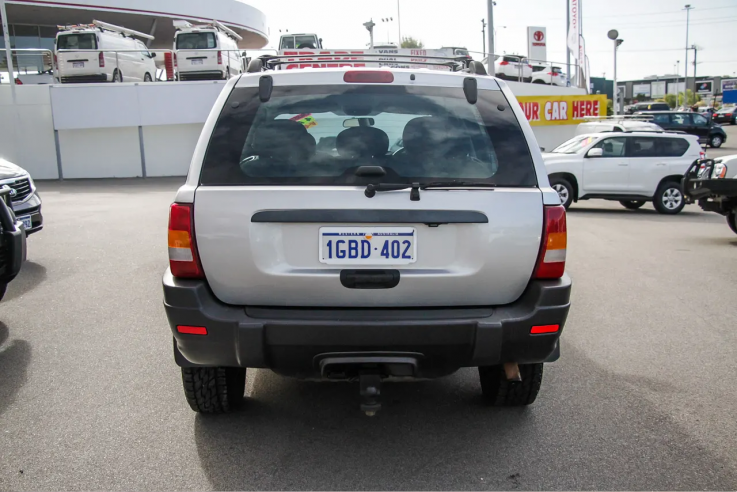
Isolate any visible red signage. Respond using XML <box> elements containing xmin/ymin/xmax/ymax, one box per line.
<box><xmin>534</xmin><ymin>31</ymin><xmax>544</xmax><ymax>42</ymax></box>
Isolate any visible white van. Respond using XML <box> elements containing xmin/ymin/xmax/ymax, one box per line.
<box><xmin>174</xmin><ymin>20</ymin><xmax>244</xmax><ymax>81</ymax></box>
<box><xmin>55</xmin><ymin>20</ymin><xmax>157</xmax><ymax>83</ymax></box>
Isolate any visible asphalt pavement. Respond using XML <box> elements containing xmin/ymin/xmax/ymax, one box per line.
<box><xmin>1</xmin><ymin>178</ymin><xmax>736</xmax><ymax>490</ymax></box>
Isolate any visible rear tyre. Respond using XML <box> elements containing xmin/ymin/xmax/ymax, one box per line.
<box><xmin>550</xmin><ymin>177</ymin><xmax>574</xmax><ymax>209</ymax></box>
<box><xmin>0</xmin><ymin>283</ymin><xmax>7</xmax><ymax>302</ymax></box>
<box><xmin>653</xmin><ymin>181</ymin><xmax>686</xmax><ymax>215</ymax></box>
<box><xmin>532</xmin><ymin>79</ymin><xmax>546</xmax><ymax>84</ymax></box>
<box><xmin>181</xmin><ymin>367</ymin><xmax>246</xmax><ymax>414</ymax></box>
<box><xmin>620</xmin><ymin>200</ymin><xmax>646</xmax><ymax>210</ymax></box>
<box><xmin>479</xmin><ymin>363</ymin><xmax>543</xmax><ymax>406</ymax></box>
<box><xmin>144</xmin><ymin>72</ymin><xmax>152</xmax><ymax>82</ymax></box>
<box><xmin>709</xmin><ymin>134</ymin><xmax>723</xmax><ymax>148</ymax></box>
<box><xmin>728</xmin><ymin>213</ymin><xmax>737</xmax><ymax>235</ymax></box>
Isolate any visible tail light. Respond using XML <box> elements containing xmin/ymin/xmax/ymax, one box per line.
<box><xmin>548</xmin><ymin>72</ymin><xmax>559</xmax><ymax>76</ymax></box>
<box><xmin>173</xmin><ymin>52</ymin><xmax>178</xmax><ymax>67</ymax></box>
<box><xmin>168</xmin><ymin>203</ymin><xmax>204</xmax><ymax>279</ymax></box>
<box><xmin>217</xmin><ymin>50</ymin><xmax>223</xmax><ymax>65</ymax></box>
<box><xmin>699</xmin><ymin>151</ymin><xmax>706</xmax><ymax>160</ymax></box>
<box><xmin>14</xmin><ymin>78</ymin><xmax>23</xmax><ymax>85</ymax></box>
<box><xmin>344</xmin><ymin>71</ymin><xmax>394</xmax><ymax>83</ymax></box>
<box><xmin>53</xmin><ymin>53</ymin><xmax>58</xmax><ymax>67</ymax></box>
<box><xmin>98</xmin><ymin>51</ymin><xmax>105</xmax><ymax>68</ymax></box>
<box><xmin>499</xmin><ymin>61</ymin><xmax>509</xmax><ymax>66</ymax></box>
<box><xmin>528</xmin><ymin>64</ymin><xmax>533</xmax><ymax>69</ymax></box>
<box><xmin>534</xmin><ymin>205</ymin><xmax>567</xmax><ymax>279</ymax></box>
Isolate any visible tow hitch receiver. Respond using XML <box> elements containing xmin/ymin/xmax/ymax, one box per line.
<box><xmin>359</xmin><ymin>372</ymin><xmax>382</xmax><ymax>417</ymax></box>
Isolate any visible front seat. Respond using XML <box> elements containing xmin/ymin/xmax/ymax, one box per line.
<box><xmin>335</xmin><ymin>126</ymin><xmax>390</xmax><ymax>160</ymax></box>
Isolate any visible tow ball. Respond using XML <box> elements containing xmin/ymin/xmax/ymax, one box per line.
<box><xmin>359</xmin><ymin>372</ymin><xmax>382</xmax><ymax>417</ymax></box>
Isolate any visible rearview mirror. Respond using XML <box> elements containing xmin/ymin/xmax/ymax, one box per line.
<box><xmin>242</xmin><ymin>51</ymin><xmax>248</xmax><ymax>57</ymax></box>
<box><xmin>343</xmin><ymin>117</ymin><xmax>375</xmax><ymax>128</ymax></box>
<box><xmin>149</xmin><ymin>53</ymin><xmax>157</xmax><ymax>58</ymax></box>
<box><xmin>587</xmin><ymin>148</ymin><xmax>603</xmax><ymax>157</ymax></box>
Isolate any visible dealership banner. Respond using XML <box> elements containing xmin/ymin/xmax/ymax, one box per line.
<box><xmin>516</xmin><ymin>94</ymin><xmax>608</xmax><ymax>126</ymax></box>
<box><xmin>722</xmin><ymin>79</ymin><xmax>737</xmax><ymax>92</ymax></box>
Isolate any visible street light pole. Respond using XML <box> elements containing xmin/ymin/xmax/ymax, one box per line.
<box><xmin>487</xmin><ymin>0</ymin><xmax>495</xmax><ymax>75</ymax></box>
<box><xmin>481</xmin><ymin>19</ymin><xmax>487</xmax><ymax>56</ymax></box>
<box><xmin>397</xmin><ymin>0</ymin><xmax>401</xmax><ymax>44</ymax></box>
<box><xmin>684</xmin><ymin>4</ymin><xmax>693</xmax><ymax>98</ymax></box>
<box><xmin>608</xmin><ymin>29</ymin><xmax>619</xmax><ymax>115</ymax></box>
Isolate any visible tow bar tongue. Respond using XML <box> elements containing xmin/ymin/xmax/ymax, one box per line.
<box><xmin>359</xmin><ymin>373</ymin><xmax>382</xmax><ymax>417</ymax></box>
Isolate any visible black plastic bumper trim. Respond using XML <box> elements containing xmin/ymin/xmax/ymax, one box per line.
<box><xmin>163</xmin><ymin>270</ymin><xmax>571</xmax><ymax>377</ymax></box>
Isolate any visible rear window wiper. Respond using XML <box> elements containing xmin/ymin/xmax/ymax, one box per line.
<box><xmin>365</xmin><ymin>181</ymin><xmax>498</xmax><ymax>201</ymax></box>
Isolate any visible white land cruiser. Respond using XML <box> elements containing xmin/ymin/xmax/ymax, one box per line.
<box><xmin>163</xmin><ymin>63</ymin><xmax>572</xmax><ymax>415</ymax></box>
<box><xmin>544</xmin><ymin>132</ymin><xmax>703</xmax><ymax>214</ymax></box>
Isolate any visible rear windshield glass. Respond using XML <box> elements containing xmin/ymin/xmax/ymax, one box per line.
<box><xmin>57</xmin><ymin>34</ymin><xmax>97</xmax><ymax>50</ymax></box>
<box><xmin>176</xmin><ymin>32</ymin><xmax>217</xmax><ymax>49</ymax></box>
<box><xmin>199</xmin><ymin>85</ymin><xmax>537</xmax><ymax>187</ymax></box>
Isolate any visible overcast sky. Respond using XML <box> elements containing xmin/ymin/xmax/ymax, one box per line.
<box><xmin>245</xmin><ymin>0</ymin><xmax>737</xmax><ymax>82</ymax></box>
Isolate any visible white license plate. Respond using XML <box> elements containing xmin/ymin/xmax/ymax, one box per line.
<box><xmin>191</xmin><ymin>59</ymin><xmax>204</xmax><ymax>65</ymax></box>
<box><xmin>319</xmin><ymin>227</ymin><xmax>417</xmax><ymax>265</ymax></box>
<box><xmin>72</xmin><ymin>61</ymin><xmax>84</xmax><ymax>68</ymax></box>
<box><xmin>19</xmin><ymin>215</ymin><xmax>32</xmax><ymax>229</ymax></box>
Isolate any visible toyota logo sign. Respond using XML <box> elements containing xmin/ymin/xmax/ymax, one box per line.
<box><xmin>534</xmin><ymin>31</ymin><xmax>544</xmax><ymax>42</ymax></box>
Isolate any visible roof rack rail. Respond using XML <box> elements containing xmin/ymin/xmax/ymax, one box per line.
<box><xmin>259</xmin><ymin>53</ymin><xmax>471</xmax><ymax>72</ymax></box>
<box><xmin>91</xmin><ymin>20</ymin><xmax>155</xmax><ymax>40</ymax></box>
<box><xmin>583</xmin><ymin>115</ymin><xmax>655</xmax><ymax>121</ymax></box>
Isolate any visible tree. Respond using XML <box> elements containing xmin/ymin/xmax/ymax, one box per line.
<box><xmin>664</xmin><ymin>93</ymin><xmax>677</xmax><ymax>108</ymax></box>
<box><xmin>677</xmin><ymin>89</ymin><xmax>701</xmax><ymax>107</ymax></box>
<box><xmin>401</xmin><ymin>36</ymin><xmax>424</xmax><ymax>49</ymax></box>
<box><xmin>606</xmin><ymin>99</ymin><xmax>614</xmax><ymax>116</ymax></box>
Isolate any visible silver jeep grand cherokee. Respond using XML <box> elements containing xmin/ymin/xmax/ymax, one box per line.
<box><xmin>163</xmin><ymin>66</ymin><xmax>571</xmax><ymax>415</ymax></box>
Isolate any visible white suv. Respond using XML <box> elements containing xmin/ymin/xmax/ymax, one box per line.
<box><xmin>163</xmin><ymin>67</ymin><xmax>572</xmax><ymax>415</ymax></box>
<box><xmin>544</xmin><ymin>132</ymin><xmax>703</xmax><ymax>214</ymax></box>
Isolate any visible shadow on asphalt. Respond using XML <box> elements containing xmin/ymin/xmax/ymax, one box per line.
<box><xmin>0</xmin><ymin>322</ymin><xmax>31</xmax><ymax>417</ymax></box>
<box><xmin>2</xmin><ymin>262</ymin><xmax>47</xmax><ymax>303</ymax></box>
<box><xmin>192</xmin><ymin>346</ymin><xmax>737</xmax><ymax>490</ymax></box>
<box><xmin>568</xmin><ymin>206</ymin><xmax>721</xmax><ymax>223</ymax></box>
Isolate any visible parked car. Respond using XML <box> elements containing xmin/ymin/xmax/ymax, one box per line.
<box><xmin>0</xmin><ymin>159</ymin><xmax>43</xmax><ymax>235</ymax></box>
<box><xmin>575</xmin><ymin>116</ymin><xmax>664</xmax><ymax>135</ymax></box>
<box><xmin>494</xmin><ymin>55</ymin><xmax>532</xmax><ymax>82</ymax></box>
<box><xmin>531</xmin><ymin>65</ymin><xmax>567</xmax><ymax>86</ymax></box>
<box><xmin>56</xmin><ymin>20</ymin><xmax>157</xmax><ymax>83</ymax></box>
<box><xmin>635</xmin><ymin>111</ymin><xmax>727</xmax><ymax>148</ymax></box>
<box><xmin>174</xmin><ymin>20</ymin><xmax>245</xmax><ymax>81</ymax></box>
<box><xmin>544</xmin><ymin>131</ymin><xmax>703</xmax><ymax>214</ymax></box>
<box><xmin>625</xmin><ymin>101</ymin><xmax>671</xmax><ymax>114</ymax></box>
<box><xmin>0</xmin><ymin>187</ymin><xmax>26</xmax><ymax>301</ymax></box>
<box><xmin>696</xmin><ymin>106</ymin><xmax>716</xmax><ymax>118</ymax></box>
<box><xmin>713</xmin><ymin>107</ymin><xmax>736</xmax><ymax>125</ymax></box>
<box><xmin>163</xmin><ymin>67</ymin><xmax>571</xmax><ymax>415</ymax></box>
<box><xmin>683</xmin><ymin>156</ymin><xmax>737</xmax><ymax>234</ymax></box>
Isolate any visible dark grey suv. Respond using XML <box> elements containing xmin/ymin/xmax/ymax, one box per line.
<box><xmin>636</xmin><ymin>111</ymin><xmax>728</xmax><ymax>148</ymax></box>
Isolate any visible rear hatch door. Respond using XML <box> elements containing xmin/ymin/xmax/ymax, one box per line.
<box><xmin>192</xmin><ymin>72</ymin><xmax>543</xmax><ymax>307</ymax></box>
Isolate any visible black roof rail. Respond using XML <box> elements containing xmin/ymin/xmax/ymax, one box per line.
<box><xmin>259</xmin><ymin>53</ymin><xmax>471</xmax><ymax>72</ymax></box>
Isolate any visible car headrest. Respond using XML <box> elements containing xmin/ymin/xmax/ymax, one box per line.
<box><xmin>252</xmin><ymin>120</ymin><xmax>315</xmax><ymax>160</ymax></box>
<box><xmin>603</xmin><ymin>142</ymin><xmax>613</xmax><ymax>152</ymax></box>
<box><xmin>336</xmin><ymin>127</ymin><xmax>389</xmax><ymax>159</ymax></box>
<box><xmin>402</xmin><ymin>117</ymin><xmax>470</xmax><ymax>157</ymax></box>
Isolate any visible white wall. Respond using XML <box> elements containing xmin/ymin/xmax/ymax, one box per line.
<box><xmin>0</xmin><ymin>79</ymin><xmax>586</xmax><ymax>180</ymax></box>
<box><xmin>0</xmin><ymin>85</ymin><xmax>58</xmax><ymax>179</ymax></box>
<box><xmin>143</xmin><ymin>124</ymin><xmax>203</xmax><ymax>177</ymax></box>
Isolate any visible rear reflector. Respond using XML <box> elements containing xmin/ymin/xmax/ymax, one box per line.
<box><xmin>534</xmin><ymin>205</ymin><xmax>567</xmax><ymax>279</ymax></box>
<box><xmin>168</xmin><ymin>203</ymin><xmax>204</xmax><ymax>279</ymax></box>
<box><xmin>531</xmin><ymin>324</ymin><xmax>560</xmax><ymax>334</ymax></box>
<box><xmin>343</xmin><ymin>71</ymin><xmax>394</xmax><ymax>83</ymax></box>
<box><xmin>177</xmin><ymin>325</ymin><xmax>208</xmax><ymax>335</ymax></box>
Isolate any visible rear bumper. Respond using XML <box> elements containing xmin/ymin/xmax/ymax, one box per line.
<box><xmin>179</xmin><ymin>70</ymin><xmax>225</xmax><ymax>81</ymax></box>
<box><xmin>163</xmin><ymin>270</ymin><xmax>572</xmax><ymax>378</ymax></box>
<box><xmin>60</xmin><ymin>74</ymin><xmax>109</xmax><ymax>83</ymax></box>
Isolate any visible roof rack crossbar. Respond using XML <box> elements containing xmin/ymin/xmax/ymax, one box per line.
<box><xmin>261</xmin><ymin>53</ymin><xmax>469</xmax><ymax>62</ymax></box>
<box><xmin>265</xmin><ymin>59</ymin><xmax>460</xmax><ymax>71</ymax></box>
